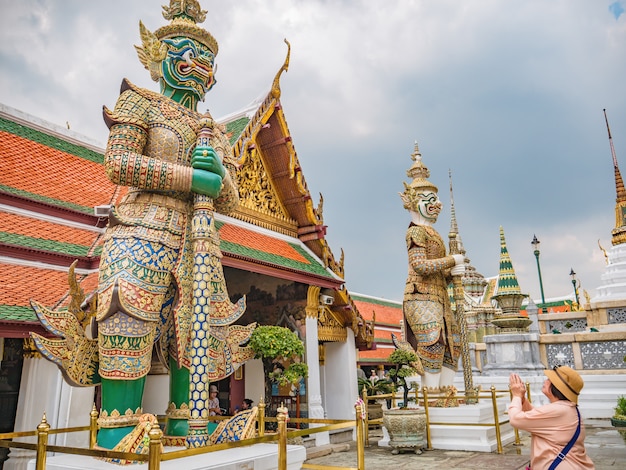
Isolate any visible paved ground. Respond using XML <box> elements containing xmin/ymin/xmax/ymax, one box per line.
<box><xmin>304</xmin><ymin>419</ymin><xmax>625</xmax><ymax>469</ymax></box>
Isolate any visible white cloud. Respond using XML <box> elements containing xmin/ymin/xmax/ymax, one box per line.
<box><xmin>0</xmin><ymin>0</ymin><xmax>625</xmax><ymax>302</ymax></box>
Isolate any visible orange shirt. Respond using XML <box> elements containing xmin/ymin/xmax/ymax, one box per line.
<box><xmin>509</xmin><ymin>397</ymin><xmax>595</xmax><ymax>469</ymax></box>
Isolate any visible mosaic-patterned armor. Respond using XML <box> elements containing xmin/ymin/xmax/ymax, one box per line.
<box><xmin>97</xmin><ymin>79</ymin><xmax>238</xmax><ymax>379</ymax></box>
<box><xmin>403</xmin><ymin>224</ymin><xmax>460</xmax><ymax>373</ymax></box>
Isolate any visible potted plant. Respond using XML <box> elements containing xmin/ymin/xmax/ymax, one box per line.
<box><xmin>248</xmin><ymin>325</ymin><xmax>309</xmax><ymax>406</ymax></box>
<box><xmin>611</xmin><ymin>395</ymin><xmax>626</xmax><ymax>441</ymax></box>
<box><xmin>358</xmin><ymin>376</ymin><xmax>393</xmax><ymax>419</ymax></box>
<box><xmin>382</xmin><ymin>348</ymin><xmax>425</xmax><ymax>454</ymax></box>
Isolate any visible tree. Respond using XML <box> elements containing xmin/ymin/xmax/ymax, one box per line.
<box><xmin>387</xmin><ymin>349</ymin><xmax>420</xmax><ymax>409</ymax></box>
<box><xmin>248</xmin><ymin>325</ymin><xmax>308</xmax><ymax>404</ymax></box>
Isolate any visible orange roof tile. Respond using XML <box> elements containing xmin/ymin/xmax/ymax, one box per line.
<box><xmin>0</xmin><ymin>131</ymin><xmax>117</xmax><ymax>209</ymax></box>
<box><xmin>0</xmin><ymin>211</ymin><xmax>99</xmax><ymax>247</ymax></box>
<box><xmin>219</xmin><ymin>223</ymin><xmax>309</xmax><ymax>264</ymax></box>
<box><xmin>353</xmin><ymin>298</ymin><xmax>402</xmax><ymax>325</ymax></box>
<box><xmin>1</xmin><ymin>264</ymin><xmax>76</xmax><ymax>307</ymax></box>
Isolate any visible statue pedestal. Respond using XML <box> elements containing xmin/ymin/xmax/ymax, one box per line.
<box><xmin>378</xmin><ymin>400</ymin><xmax>515</xmax><ymax>452</ymax></box>
<box><xmin>27</xmin><ymin>444</ymin><xmax>306</xmax><ymax>470</ymax></box>
<box><xmin>481</xmin><ymin>333</ymin><xmax>545</xmax><ymax>376</ymax></box>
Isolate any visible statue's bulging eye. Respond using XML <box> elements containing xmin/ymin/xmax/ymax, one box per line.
<box><xmin>182</xmin><ymin>49</ymin><xmax>195</xmax><ymax>64</ymax></box>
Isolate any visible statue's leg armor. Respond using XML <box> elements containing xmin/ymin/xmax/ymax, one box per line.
<box><xmin>98</xmin><ymin>377</ymin><xmax>146</xmax><ymax>448</ymax></box>
<box><xmin>405</xmin><ymin>300</ymin><xmax>445</xmax><ymax>377</ymax></box>
<box><xmin>165</xmin><ymin>357</ymin><xmax>190</xmax><ymax>436</ymax></box>
<box><xmin>97</xmin><ymin>312</ymin><xmax>155</xmax><ymax>449</ymax></box>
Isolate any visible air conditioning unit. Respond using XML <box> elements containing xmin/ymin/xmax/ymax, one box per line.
<box><xmin>94</xmin><ymin>205</ymin><xmax>111</xmax><ymax>217</ymax></box>
<box><xmin>320</xmin><ymin>294</ymin><xmax>334</xmax><ymax>305</ymax></box>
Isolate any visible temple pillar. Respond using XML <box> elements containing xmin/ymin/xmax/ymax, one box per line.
<box><xmin>305</xmin><ymin>313</ymin><xmax>329</xmax><ymax>446</ymax></box>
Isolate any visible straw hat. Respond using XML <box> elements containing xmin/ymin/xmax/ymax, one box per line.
<box><xmin>209</xmin><ymin>385</ymin><xmax>218</xmax><ymax>393</ymax></box>
<box><xmin>544</xmin><ymin>366</ymin><xmax>583</xmax><ymax>403</ymax></box>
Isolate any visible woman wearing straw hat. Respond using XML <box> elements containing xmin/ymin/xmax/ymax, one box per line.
<box><xmin>509</xmin><ymin>367</ymin><xmax>595</xmax><ymax>469</ymax></box>
<box><xmin>208</xmin><ymin>385</ymin><xmax>222</xmax><ymax>416</ymax></box>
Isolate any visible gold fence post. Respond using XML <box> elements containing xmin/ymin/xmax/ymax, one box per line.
<box><xmin>148</xmin><ymin>422</ymin><xmax>163</xmax><ymax>470</ymax></box>
<box><xmin>355</xmin><ymin>402</ymin><xmax>365</xmax><ymax>470</ymax></box>
<box><xmin>258</xmin><ymin>397</ymin><xmax>266</xmax><ymax>437</ymax></box>
<box><xmin>361</xmin><ymin>388</ymin><xmax>370</xmax><ymax>447</ymax></box>
<box><xmin>422</xmin><ymin>387</ymin><xmax>432</xmax><ymax>450</ymax></box>
<box><xmin>490</xmin><ymin>386</ymin><xmax>503</xmax><ymax>454</ymax></box>
<box><xmin>277</xmin><ymin>404</ymin><xmax>288</xmax><ymax>470</ymax></box>
<box><xmin>89</xmin><ymin>403</ymin><xmax>99</xmax><ymax>449</ymax></box>
<box><xmin>35</xmin><ymin>413</ymin><xmax>50</xmax><ymax>470</ymax></box>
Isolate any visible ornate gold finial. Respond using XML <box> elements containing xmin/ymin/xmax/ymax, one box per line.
<box><xmin>156</xmin><ymin>0</ymin><xmax>218</xmax><ymax>54</ymax></box>
<box><xmin>271</xmin><ymin>39</ymin><xmax>291</xmax><ymax>99</ymax></box>
<box><xmin>162</xmin><ymin>0</ymin><xmax>207</xmax><ymax>23</ymax></box>
<box><xmin>400</xmin><ymin>141</ymin><xmax>438</xmax><ymax>211</ymax></box>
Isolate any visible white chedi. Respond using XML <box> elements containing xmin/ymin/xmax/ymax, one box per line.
<box><xmin>592</xmin><ymin>243</ymin><xmax>626</xmax><ymax>303</ymax></box>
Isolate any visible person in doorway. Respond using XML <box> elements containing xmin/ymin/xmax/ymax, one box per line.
<box><xmin>369</xmin><ymin>369</ymin><xmax>379</xmax><ymax>385</ymax></box>
<box><xmin>508</xmin><ymin>367</ymin><xmax>595</xmax><ymax>469</ymax></box>
<box><xmin>208</xmin><ymin>385</ymin><xmax>222</xmax><ymax>416</ymax></box>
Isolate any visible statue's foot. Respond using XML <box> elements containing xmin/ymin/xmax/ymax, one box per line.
<box><xmin>97</xmin><ymin>426</ymin><xmax>135</xmax><ymax>449</ymax></box>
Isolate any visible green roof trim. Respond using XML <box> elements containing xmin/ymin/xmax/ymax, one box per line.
<box><xmin>374</xmin><ymin>321</ymin><xmax>401</xmax><ymax>328</ymax></box>
<box><xmin>0</xmin><ymin>305</ymin><xmax>38</xmax><ymax>322</ymax></box>
<box><xmin>373</xmin><ymin>338</ymin><xmax>393</xmax><ymax>344</ymax></box>
<box><xmin>351</xmin><ymin>294</ymin><xmax>401</xmax><ymax>308</ymax></box>
<box><xmin>0</xmin><ymin>232</ymin><xmax>100</xmax><ymax>257</ymax></box>
<box><xmin>0</xmin><ymin>117</ymin><xmax>104</xmax><ymax>164</ymax></box>
<box><xmin>358</xmin><ymin>358</ymin><xmax>391</xmax><ymax>364</ymax></box>
<box><xmin>224</xmin><ymin>116</ymin><xmax>251</xmax><ymax>146</ymax></box>
<box><xmin>0</xmin><ymin>184</ymin><xmax>94</xmax><ymax>215</ymax></box>
<box><xmin>520</xmin><ymin>299</ymin><xmax>573</xmax><ymax>310</ymax></box>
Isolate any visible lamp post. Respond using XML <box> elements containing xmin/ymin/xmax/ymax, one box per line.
<box><xmin>531</xmin><ymin>235</ymin><xmax>546</xmax><ymax>313</ymax></box>
<box><xmin>569</xmin><ymin>268</ymin><xmax>580</xmax><ymax>309</ymax></box>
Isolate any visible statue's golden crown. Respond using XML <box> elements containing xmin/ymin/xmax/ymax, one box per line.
<box><xmin>400</xmin><ymin>142</ymin><xmax>438</xmax><ymax>210</ymax></box>
<box><xmin>155</xmin><ymin>0</ymin><xmax>218</xmax><ymax>55</ymax></box>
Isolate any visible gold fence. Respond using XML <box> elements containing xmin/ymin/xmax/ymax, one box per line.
<box><xmin>362</xmin><ymin>383</ymin><xmax>532</xmax><ymax>454</ymax></box>
<box><xmin>0</xmin><ymin>401</ymin><xmax>367</xmax><ymax>470</ymax></box>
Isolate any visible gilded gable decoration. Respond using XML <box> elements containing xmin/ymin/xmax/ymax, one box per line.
<box><xmin>317</xmin><ymin>305</ymin><xmax>347</xmax><ymax>342</ymax></box>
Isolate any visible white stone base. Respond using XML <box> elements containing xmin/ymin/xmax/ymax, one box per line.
<box><xmin>26</xmin><ymin>444</ymin><xmax>306</xmax><ymax>470</ymax></box>
<box><xmin>428</xmin><ymin>400</ymin><xmax>516</xmax><ymax>452</ymax></box>
<box><xmin>378</xmin><ymin>400</ymin><xmax>515</xmax><ymax>453</ymax></box>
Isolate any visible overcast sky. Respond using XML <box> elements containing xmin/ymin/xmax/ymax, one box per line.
<box><xmin>1</xmin><ymin>1</ymin><xmax>625</xmax><ymax>304</ymax></box>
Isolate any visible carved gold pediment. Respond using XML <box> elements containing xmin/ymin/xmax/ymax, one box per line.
<box><xmin>234</xmin><ymin>146</ymin><xmax>298</xmax><ymax>235</ymax></box>
<box><xmin>318</xmin><ymin>305</ymin><xmax>347</xmax><ymax>342</ymax></box>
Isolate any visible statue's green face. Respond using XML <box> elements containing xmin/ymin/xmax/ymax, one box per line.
<box><xmin>416</xmin><ymin>191</ymin><xmax>441</xmax><ymax>222</ymax></box>
<box><xmin>161</xmin><ymin>36</ymin><xmax>216</xmax><ymax>101</ymax></box>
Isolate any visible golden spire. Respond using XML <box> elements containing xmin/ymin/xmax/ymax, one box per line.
<box><xmin>605</xmin><ymin>109</ymin><xmax>626</xmax><ymax>245</ymax></box>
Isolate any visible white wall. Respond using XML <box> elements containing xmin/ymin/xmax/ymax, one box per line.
<box><xmin>322</xmin><ymin>329</ymin><xmax>359</xmax><ymax>420</ymax></box>
<box><xmin>7</xmin><ymin>358</ymin><xmax>94</xmax><ymax>470</ymax></box>
<box><xmin>245</xmin><ymin>358</ymin><xmax>265</xmax><ymax>406</ymax></box>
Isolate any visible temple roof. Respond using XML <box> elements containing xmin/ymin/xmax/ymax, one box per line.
<box><xmin>0</xmin><ymin>97</ymin><xmax>346</xmax><ymax>337</ymax></box>
<box><xmin>351</xmin><ymin>293</ymin><xmax>402</xmax><ymax>364</ymax></box>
